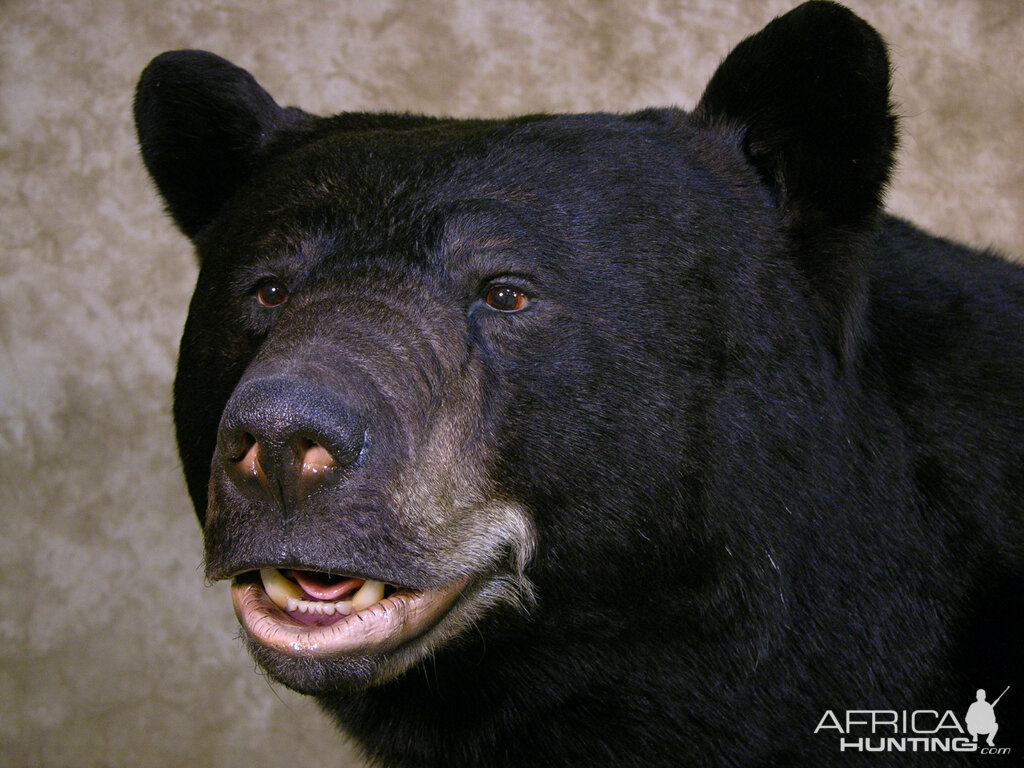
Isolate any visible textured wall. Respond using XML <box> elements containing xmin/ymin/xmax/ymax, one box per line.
<box><xmin>1</xmin><ymin>1</ymin><xmax>1021</xmax><ymax>766</ymax></box>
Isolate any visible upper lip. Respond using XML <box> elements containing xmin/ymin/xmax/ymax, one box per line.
<box><xmin>202</xmin><ymin>520</ymin><xmax>434</xmax><ymax>587</ymax></box>
<box><xmin>206</xmin><ymin>549</ymin><xmax>455</xmax><ymax>592</ymax></box>
<box><xmin>225</xmin><ymin>564</ymin><xmax>388</xmax><ymax>583</ymax></box>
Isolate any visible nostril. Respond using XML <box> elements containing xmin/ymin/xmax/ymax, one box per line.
<box><xmin>229</xmin><ymin>432</ymin><xmax>256</xmax><ymax>463</ymax></box>
<box><xmin>298</xmin><ymin>438</ymin><xmax>337</xmax><ymax>477</ymax></box>
<box><xmin>230</xmin><ymin>433</ymin><xmax>265</xmax><ymax>483</ymax></box>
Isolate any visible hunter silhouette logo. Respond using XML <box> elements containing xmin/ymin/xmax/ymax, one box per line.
<box><xmin>966</xmin><ymin>687</ymin><xmax>1009</xmax><ymax>747</ymax></box>
<box><xmin>814</xmin><ymin>686</ymin><xmax>1012</xmax><ymax>755</ymax></box>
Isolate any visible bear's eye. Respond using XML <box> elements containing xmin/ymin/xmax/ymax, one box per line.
<box><xmin>484</xmin><ymin>285</ymin><xmax>529</xmax><ymax>313</ymax></box>
<box><xmin>255</xmin><ymin>278</ymin><xmax>290</xmax><ymax>308</ymax></box>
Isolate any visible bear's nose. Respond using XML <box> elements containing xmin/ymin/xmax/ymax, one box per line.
<box><xmin>216</xmin><ymin>376</ymin><xmax>365</xmax><ymax>511</ymax></box>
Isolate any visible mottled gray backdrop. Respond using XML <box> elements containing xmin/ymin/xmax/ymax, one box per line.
<box><xmin>2</xmin><ymin>1</ymin><xmax>1021</xmax><ymax>766</ymax></box>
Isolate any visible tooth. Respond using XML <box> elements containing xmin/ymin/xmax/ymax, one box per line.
<box><xmin>260</xmin><ymin>568</ymin><xmax>303</xmax><ymax>609</ymax></box>
<box><xmin>351</xmin><ymin>579</ymin><xmax>385</xmax><ymax>611</ymax></box>
<box><xmin>261</xmin><ymin>568</ymin><xmax>386</xmax><ymax>618</ymax></box>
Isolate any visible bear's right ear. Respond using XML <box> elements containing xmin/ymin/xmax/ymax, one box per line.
<box><xmin>134</xmin><ymin>50</ymin><xmax>306</xmax><ymax>240</ymax></box>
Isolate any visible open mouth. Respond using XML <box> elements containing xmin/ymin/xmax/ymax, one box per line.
<box><xmin>259</xmin><ymin>567</ymin><xmax>392</xmax><ymax>627</ymax></box>
<box><xmin>231</xmin><ymin>567</ymin><xmax>470</xmax><ymax>658</ymax></box>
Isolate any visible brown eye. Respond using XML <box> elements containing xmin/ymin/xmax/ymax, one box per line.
<box><xmin>485</xmin><ymin>285</ymin><xmax>529</xmax><ymax>312</ymax></box>
<box><xmin>256</xmin><ymin>278</ymin><xmax>289</xmax><ymax>307</ymax></box>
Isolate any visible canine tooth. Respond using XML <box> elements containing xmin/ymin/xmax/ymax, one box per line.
<box><xmin>351</xmin><ymin>579</ymin><xmax>385</xmax><ymax>611</ymax></box>
<box><xmin>260</xmin><ymin>568</ymin><xmax>303</xmax><ymax>609</ymax></box>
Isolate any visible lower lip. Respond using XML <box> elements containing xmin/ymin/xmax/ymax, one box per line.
<box><xmin>230</xmin><ymin>577</ymin><xmax>469</xmax><ymax>658</ymax></box>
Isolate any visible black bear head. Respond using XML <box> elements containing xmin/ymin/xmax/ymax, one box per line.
<box><xmin>136</xmin><ymin>1</ymin><xmax>897</xmax><ymax>696</ymax></box>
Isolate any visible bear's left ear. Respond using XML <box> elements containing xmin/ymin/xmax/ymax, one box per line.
<box><xmin>695</xmin><ymin>1</ymin><xmax>897</xmax><ymax>361</ymax></box>
<box><xmin>134</xmin><ymin>50</ymin><xmax>308</xmax><ymax>241</ymax></box>
<box><xmin>696</xmin><ymin>0</ymin><xmax>896</xmax><ymax>228</ymax></box>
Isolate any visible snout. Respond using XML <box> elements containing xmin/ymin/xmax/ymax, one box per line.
<box><xmin>216</xmin><ymin>375</ymin><xmax>366</xmax><ymax>511</ymax></box>
<box><xmin>196</xmin><ymin>322</ymin><xmax>535</xmax><ymax>688</ymax></box>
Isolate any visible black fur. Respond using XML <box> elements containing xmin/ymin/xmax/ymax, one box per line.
<box><xmin>136</xmin><ymin>2</ymin><xmax>1024</xmax><ymax>765</ymax></box>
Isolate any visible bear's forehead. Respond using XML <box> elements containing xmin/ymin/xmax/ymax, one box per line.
<box><xmin>258</xmin><ymin>110</ymin><xmax>704</xmax><ymax>204</ymax></box>
<box><xmin>197</xmin><ymin>109</ymin><xmax>750</xmax><ymax>283</ymax></box>
<box><xmin>209</xmin><ymin>112</ymin><xmax>716</xmax><ymax>249</ymax></box>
